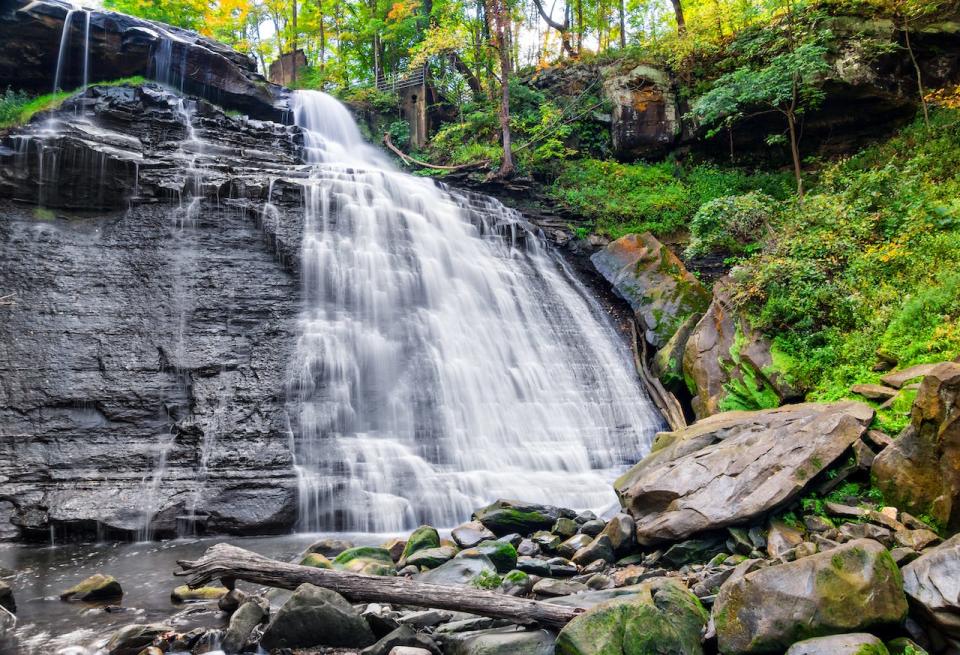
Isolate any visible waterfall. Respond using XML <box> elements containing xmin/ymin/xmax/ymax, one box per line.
<box><xmin>289</xmin><ymin>90</ymin><xmax>663</xmax><ymax>533</ymax></box>
<box><xmin>52</xmin><ymin>7</ymin><xmax>91</xmax><ymax>94</ymax></box>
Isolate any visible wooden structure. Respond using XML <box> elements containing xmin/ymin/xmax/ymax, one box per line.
<box><xmin>377</xmin><ymin>64</ymin><xmax>431</xmax><ymax>149</ymax></box>
<box><xmin>269</xmin><ymin>49</ymin><xmax>307</xmax><ymax>86</ymax></box>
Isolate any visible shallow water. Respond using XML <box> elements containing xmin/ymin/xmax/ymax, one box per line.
<box><xmin>0</xmin><ymin>533</ymin><xmax>388</xmax><ymax>654</ymax></box>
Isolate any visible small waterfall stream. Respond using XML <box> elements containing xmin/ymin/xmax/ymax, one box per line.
<box><xmin>289</xmin><ymin>91</ymin><xmax>662</xmax><ymax>532</ymax></box>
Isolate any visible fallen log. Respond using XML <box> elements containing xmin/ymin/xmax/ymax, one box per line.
<box><xmin>383</xmin><ymin>133</ymin><xmax>489</xmax><ymax>171</ymax></box>
<box><xmin>175</xmin><ymin>543</ymin><xmax>583</xmax><ymax>629</ymax></box>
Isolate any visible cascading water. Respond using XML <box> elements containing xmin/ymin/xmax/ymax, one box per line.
<box><xmin>289</xmin><ymin>90</ymin><xmax>663</xmax><ymax>532</ymax></box>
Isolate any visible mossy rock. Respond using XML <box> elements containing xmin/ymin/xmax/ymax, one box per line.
<box><xmin>400</xmin><ymin>525</ymin><xmax>440</xmax><ymax>562</ymax></box>
<box><xmin>332</xmin><ymin>547</ymin><xmax>396</xmax><ymax>576</ymax></box>
<box><xmin>60</xmin><ymin>574</ymin><xmax>123</xmax><ymax>601</ymax></box>
<box><xmin>300</xmin><ymin>553</ymin><xmax>333</xmax><ymax>569</ymax></box>
<box><xmin>556</xmin><ymin>578</ymin><xmax>708</xmax><ymax>655</ymax></box>
<box><xmin>473</xmin><ymin>499</ymin><xmax>566</xmax><ymax>536</ymax></box>
<box><xmin>403</xmin><ymin>545</ymin><xmax>457</xmax><ymax>570</ymax></box>
<box><xmin>886</xmin><ymin>637</ymin><xmax>928</xmax><ymax>655</ymax></box>
<box><xmin>457</xmin><ymin>540</ymin><xmax>518</xmax><ymax>573</ymax></box>
<box><xmin>170</xmin><ymin>585</ymin><xmax>228</xmax><ymax>603</ymax></box>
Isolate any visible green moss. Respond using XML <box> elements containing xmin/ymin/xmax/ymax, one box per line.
<box><xmin>0</xmin><ymin>77</ymin><xmax>147</xmax><ymax>130</ymax></box>
<box><xmin>300</xmin><ymin>553</ymin><xmax>333</xmax><ymax>569</ymax></box>
<box><xmin>400</xmin><ymin>525</ymin><xmax>440</xmax><ymax>561</ymax></box>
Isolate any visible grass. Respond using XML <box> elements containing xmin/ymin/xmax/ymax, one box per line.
<box><xmin>0</xmin><ymin>76</ymin><xmax>147</xmax><ymax>130</ymax></box>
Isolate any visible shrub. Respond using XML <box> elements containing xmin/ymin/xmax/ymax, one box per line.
<box><xmin>685</xmin><ymin>192</ymin><xmax>776</xmax><ymax>258</ymax></box>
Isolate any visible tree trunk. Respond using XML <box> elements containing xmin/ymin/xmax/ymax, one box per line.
<box><xmin>671</xmin><ymin>0</ymin><xmax>685</xmax><ymax>35</ymax></box>
<box><xmin>176</xmin><ymin>544</ymin><xmax>581</xmax><ymax>629</ymax></box>
<box><xmin>490</xmin><ymin>0</ymin><xmax>514</xmax><ymax>176</ymax></box>
<box><xmin>531</xmin><ymin>0</ymin><xmax>576</xmax><ymax>57</ymax></box>
<box><xmin>576</xmin><ymin>0</ymin><xmax>583</xmax><ymax>51</ymax></box>
<box><xmin>619</xmin><ymin>0</ymin><xmax>626</xmax><ymax>48</ymax></box>
<box><xmin>291</xmin><ymin>0</ymin><xmax>298</xmax><ymax>85</ymax></box>
<box><xmin>316</xmin><ymin>0</ymin><xmax>326</xmax><ymax>72</ymax></box>
<box><xmin>786</xmin><ymin>109</ymin><xmax>803</xmax><ymax>197</ymax></box>
<box><xmin>902</xmin><ymin>25</ymin><xmax>930</xmax><ymax>128</ymax></box>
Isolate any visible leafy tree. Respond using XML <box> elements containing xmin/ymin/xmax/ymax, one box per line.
<box><xmin>104</xmin><ymin>0</ymin><xmax>209</xmax><ymax>31</ymax></box>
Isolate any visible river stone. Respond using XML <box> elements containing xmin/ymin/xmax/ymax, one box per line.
<box><xmin>502</xmin><ymin>569</ymin><xmax>533</xmax><ymax>596</ymax></box>
<box><xmin>559</xmin><ymin>533</ymin><xmax>594</xmax><ymax>559</ymax></box>
<box><xmin>221</xmin><ymin>596</ymin><xmax>269</xmax><ymax>654</ymax></box>
<box><xmin>333</xmin><ymin>546</ymin><xmax>397</xmax><ymax>576</ymax></box>
<box><xmin>452</xmin><ymin>521</ymin><xmax>496</xmax><ymax>548</ymax></box>
<box><xmin>784</xmin><ymin>633</ymin><xmax>889</xmax><ymax>655</ymax></box>
<box><xmin>61</xmin><ymin>573</ymin><xmax>124</xmax><ymax>601</ymax></box>
<box><xmin>0</xmin><ymin>581</ymin><xmax>13</xmax><ymax>613</ymax></box>
<box><xmin>170</xmin><ymin>585</ymin><xmax>227</xmax><ymax>603</ymax></box>
<box><xmin>533</xmin><ymin>578</ymin><xmax>589</xmax><ymax>597</ymax></box>
<box><xmin>260</xmin><ymin>583</ymin><xmax>375</xmax><ymax>650</ymax></box>
<box><xmin>400</xmin><ymin>526</ymin><xmax>441</xmax><ymax>563</ymax></box>
<box><xmin>552</xmin><ymin>517</ymin><xmax>579</xmax><ymax>538</ymax></box>
<box><xmin>308</xmin><ymin>538</ymin><xmax>355</xmax><ymax>557</ymax></box>
<box><xmin>590</xmin><ymin>232</ymin><xmax>709</xmax><ymax>347</ymax></box>
<box><xmin>0</xmin><ymin>607</ymin><xmax>14</xmax><ymax>641</ymax></box>
<box><xmin>360</xmin><ymin>625</ymin><xmax>443</xmax><ymax>655</ymax></box>
<box><xmin>572</xmin><ymin>534</ymin><xmax>616</xmax><ymax>566</ymax></box>
<box><xmin>437</xmin><ymin>626</ymin><xmax>555</xmax><ymax>655</ymax></box>
<box><xmin>218</xmin><ymin>589</ymin><xmax>248</xmax><ymax>614</ymax></box>
<box><xmin>682</xmin><ymin>277</ymin><xmax>802</xmax><ymax>418</ymax></box>
<box><xmin>404</xmin><ymin>546</ymin><xmax>457</xmax><ymax>570</ymax></box>
<box><xmin>872</xmin><ymin>363</ymin><xmax>960</xmax><ymax>531</ymax></box>
<box><xmin>887</xmin><ymin>637</ymin><xmax>929</xmax><ymax>655</ymax></box>
<box><xmin>456</xmin><ymin>540</ymin><xmax>517</xmax><ymax>573</ymax></box>
<box><xmin>104</xmin><ymin>623</ymin><xmax>173</xmax><ymax>655</ymax></box>
<box><xmin>473</xmin><ymin>499</ymin><xmax>572</xmax><ymax>536</ymax></box>
<box><xmin>600</xmin><ymin>513</ymin><xmax>636</xmax><ymax>556</ymax></box>
<box><xmin>713</xmin><ymin>539</ymin><xmax>908</xmax><ymax>654</ymax></box>
<box><xmin>417</xmin><ymin>553</ymin><xmax>497</xmax><ymax>586</ymax></box>
<box><xmin>616</xmin><ymin>401</ymin><xmax>873</xmax><ymax>544</ymax></box>
<box><xmin>301</xmin><ymin>552</ymin><xmax>334</xmax><ymax>568</ymax></box>
<box><xmin>901</xmin><ymin>533</ymin><xmax>960</xmax><ymax>641</ymax></box>
<box><xmin>555</xmin><ymin>578</ymin><xmax>708</xmax><ymax>655</ymax></box>
<box><xmin>767</xmin><ymin>519</ymin><xmax>804</xmax><ymax>558</ymax></box>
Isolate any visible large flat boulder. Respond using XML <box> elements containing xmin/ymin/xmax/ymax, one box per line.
<box><xmin>713</xmin><ymin>540</ymin><xmax>907</xmax><ymax>654</ymax></box>
<box><xmin>901</xmin><ymin>534</ymin><xmax>960</xmax><ymax>644</ymax></box>
<box><xmin>616</xmin><ymin>402</ymin><xmax>873</xmax><ymax>544</ymax></box>
<box><xmin>591</xmin><ymin>232</ymin><xmax>710</xmax><ymax>348</ymax></box>
<box><xmin>682</xmin><ymin>278</ymin><xmax>803</xmax><ymax>419</ymax></box>
<box><xmin>0</xmin><ymin>0</ymin><xmax>286</xmax><ymax>119</ymax></box>
<box><xmin>872</xmin><ymin>362</ymin><xmax>960</xmax><ymax>531</ymax></box>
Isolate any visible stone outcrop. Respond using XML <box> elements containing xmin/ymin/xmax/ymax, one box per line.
<box><xmin>615</xmin><ymin>402</ymin><xmax>874</xmax><ymax>544</ymax></box>
<box><xmin>0</xmin><ymin>0</ymin><xmax>287</xmax><ymax>120</ymax></box>
<box><xmin>872</xmin><ymin>362</ymin><xmax>960</xmax><ymax>531</ymax></box>
<box><xmin>601</xmin><ymin>64</ymin><xmax>681</xmax><ymax>160</ymax></box>
<box><xmin>901</xmin><ymin>534</ymin><xmax>960</xmax><ymax>646</ymax></box>
<box><xmin>0</xmin><ymin>84</ymin><xmax>306</xmax><ymax>540</ymax></box>
<box><xmin>591</xmin><ymin>232</ymin><xmax>710</xmax><ymax>348</ymax></box>
<box><xmin>683</xmin><ymin>277</ymin><xmax>803</xmax><ymax>419</ymax></box>
<box><xmin>713</xmin><ymin>539</ymin><xmax>908</xmax><ymax>653</ymax></box>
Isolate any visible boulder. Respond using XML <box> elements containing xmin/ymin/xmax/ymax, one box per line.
<box><xmin>901</xmin><ymin>534</ymin><xmax>960</xmax><ymax>642</ymax></box>
<box><xmin>0</xmin><ymin>0</ymin><xmax>286</xmax><ymax>120</ymax></box>
<box><xmin>851</xmin><ymin>384</ymin><xmax>898</xmax><ymax>401</ymax></box>
<box><xmin>601</xmin><ymin>64</ymin><xmax>681</xmax><ymax>160</ymax></box>
<box><xmin>0</xmin><ymin>581</ymin><xmax>13</xmax><ymax>613</ymax></box>
<box><xmin>616</xmin><ymin>402</ymin><xmax>873</xmax><ymax>544</ymax></box>
<box><xmin>591</xmin><ymin>232</ymin><xmax>710</xmax><ymax>348</ymax></box>
<box><xmin>881</xmin><ymin>363</ymin><xmax>943</xmax><ymax>389</ymax></box>
<box><xmin>400</xmin><ymin>526</ymin><xmax>441</xmax><ymax>563</ymax></box>
<box><xmin>572</xmin><ymin>534</ymin><xmax>616</xmax><ymax>566</ymax></box>
<box><xmin>473</xmin><ymin>500</ymin><xmax>572</xmax><ymax>536</ymax></box>
<box><xmin>558</xmin><ymin>533</ymin><xmax>593</xmax><ymax>559</ymax></box>
<box><xmin>361</xmin><ymin>625</ymin><xmax>441</xmax><ymax>655</ymax></box>
<box><xmin>682</xmin><ymin>278</ymin><xmax>802</xmax><ymax>418</ymax></box>
<box><xmin>784</xmin><ymin>633</ymin><xmax>889</xmax><ymax>655</ymax></box>
<box><xmin>456</xmin><ymin>540</ymin><xmax>517</xmax><ymax>573</ymax></box>
<box><xmin>60</xmin><ymin>573</ymin><xmax>123</xmax><ymax>601</ymax></box>
<box><xmin>307</xmin><ymin>537</ymin><xmax>355</xmax><ymax>557</ymax></box>
<box><xmin>417</xmin><ymin>553</ymin><xmax>497</xmax><ymax>586</ymax></box>
<box><xmin>501</xmin><ymin>569</ymin><xmax>533</xmax><ymax>596</ymax></box>
<box><xmin>766</xmin><ymin>519</ymin><xmax>804</xmax><ymax>558</ymax></box>
<box><xmin>333</xmin><ymin>546</ymin><xmax>397</xmax><ymax>576</ymax></box>
<box><xmin>555</xmin><ymin>578</ymin><xmax>708</xmax><ymax>655</ymax></box>
<box><xmin>713</xmin><ymin>540</ymin><xmax>908</xmax><ymax>653</ymax></box>
<box><xmin>300</xmin><ymin>552</ymin><xmax>334</xmax><ymax>568</ymax></box>
<box><xmin>599</xmin><ymin>513</ymin><xmax>636</xmax><ymax>557</ymax></box>
<box><xmin>221</xmin><ymin>597</ymin><xmax>269</xmax><ymax>654</ymax></box>
<box><xmin>887</xmin><ymin>637</ymin><xmax>929</xmax><ymax>655</ymax></box>
<box><xmin>259</xmin><ymin>583</ymin><xmax>375</xmax><ymax>650</ymax></box>
<box><xmin>0</xmin><ymin>607</ymin><xmax>14</xmax><ymax>641</ymax></box>
<box><xmin>404</xmin><ymin>546</ymin><xmax>457</xmax><ymax>570</ymax></box>
<box><xmin>532</xmin><ymin>578</ymin><xmax>588</xmax><ymax>597</ymax></box>
<box><xmin>552</xmin><ymin>517</ymin><xmax>579</xmax><ymax>538</ymax></box>
<box><xmin>104</xmin><ymin>623</ymin><xmax>172</xmax><ymax>655</ymax></box>
<box><xmin>437</xmin><ymin>626</ymin><xmax>555</xmax><ymax>655</ymax></box>
<box><xmin>872</xmin><ymin>363</ymin><xmax>960</xmax><ymax>530</ymax></box>
<box><xmin>451</xmin><ymin>521</ymin><xmax>496</xmax><ymax>548</ymax></box>
<box><xmin>170</xmin><ymin>585</ymin><xmax>227</xmax><ymax>603</ymax></box>
<box><xmin>218</xmin><ymin>589</ymin><xmax>248</xmax><ymax>614</ymax></box>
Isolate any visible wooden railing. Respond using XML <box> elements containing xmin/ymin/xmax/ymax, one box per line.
<box><xmin>375</xmin><ymin>64</ymin><xmax>427</xmax><ymax>92</ymax></box>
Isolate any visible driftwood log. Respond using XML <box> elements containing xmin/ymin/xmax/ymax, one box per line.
<box><xmin>175</xmin><ymin>543</ymin><xmax>583</xmax><ymax>629</ymax></box>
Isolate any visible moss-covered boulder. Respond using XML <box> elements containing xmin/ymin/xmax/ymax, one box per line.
<box><xmin>300</xmin><ymin>553</ymin><xmax>333</xmax><ymax>569</ymax></box>
<box><xmin>784</xmin><ymin>633</ymin><xmax>889</xmax><ymax>655</ymax></box>
<box><xmin>403</xmin><ymin>545</ymin><xmax>457</xmax><ymax>570</ymax></box>
<box><xmin>615</xmin><ymin>402</ymin><xmax>873</xmax><ymax>545</ymax></box>
<box><xmin>456</xmin><ymin>540</ymin><xmax>517</xmax><ymax>573</ymax></box>
<box><xmin>901</xmin><ymin>533</ymin><xmax>960</xmax><ymax>644</ymax></box>
<box><xmin>60</xmin><ymin>573</ymin><xmax>123</xmax><ymax>601</ymax></box>
<box><xmin>103</xmin><ymin>623</ymin><xmax>172</xmax><ymax>655</ymax></box>
<box><xmin>473</xmin><ymin>499</ymin><xmax>571</xmax><ymax>536</ymax></box>
<box><xmin>332</xmin><ymin>546</ymin><xmax>396</xmax><ymax>576</ymax></box>
<box><xmin>170</xmin><ymin>585</ymin><xmax>228</xmax><ymax>603</ymax></box>
<box><xmin>653</xmin><ymin>312</ymin><xmax>702</xmax><ymax>393</ymax></box>
<box><xmin>260</xmin><ymin>583</ymin><xmax>375</xmax><ymax>650</ymax></box>
<box><xmin>555</xmin><ymin>578</ymin><xmax>708</xmax><ymax>655</ymax></box>
<box><xmin>591</xmin><ymin>232</ymin><xmax>710</xmax><ymax>348</ymax></box>
<box><xmin>713</xmin><ymin>539</ymin><xmax>907</xmax><ymax>654</ymax></box>
<box><xmin>400</xmin><ymin>525</ymin><xmax>441</xmax><ymax>563</ymax></box>
<box><xmin>872</xmin><ymin>362</ymin><xmax>960</xmax><ymax>531</ymax></box>
<box><xmin>682</xmin><ymin>277</ymin><xmax>803</xmax><ymax>419</ymax></box>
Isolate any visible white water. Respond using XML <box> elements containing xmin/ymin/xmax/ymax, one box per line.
<box><xmin>52</xmin><ymin>8</ymin><xmax>91</xmax><ymax>95</ymax></box>
<box><xmin>289</xmin><ymin>90</ymin><xmax>662</xmax><ymax>532</ymax></box>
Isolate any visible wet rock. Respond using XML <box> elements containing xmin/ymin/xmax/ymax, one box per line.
<box><xmin>887</xmin><ymin>637</ymin><xmax>929</xmax><ymax>654</ymax></box>
<box><xmin>451</xmin><ymin>521</ymin><xmax>496</xmax><ymax>548</ymax></box>
<box><xmin>456</xmin><ymin>540</ymin><xmax>517</xmax><ymax>573</ymax></box>
<box><xmin>437</xmin><ymin>626</ymin><xmax>555</xmax><ymax>655</ymax></box>
<box><xmin>404</xmin><ymin>546</ymin><xmax>457</xmax><ymax>570</ymax></box>
<box><xmin>517</xmin><ymin>538</ymin><xmax>540</xmax><ymax>557</ymax></box>
<box><xmin>784</xmin><ymin>633</ymin><xmax>888</xmax><ymax>655</ymax></box>
<box><xmin>558</xmin><ymin>533</ymin><xmax>593</xmax><ymax>559</ymax></box>
<box><xmin>308</xmin><ymin>537</ymin><xmax>355</xmax><ymax>557</ymax></box>
<box><xmin>400</xmin><ymin>526</ymin><xmax>441</xmax><ymax>563</ymax></box>
<box><xmin>531</xmin><ymin>530</ymin><xmax>562</xmax><ymax>552</ymax></box>
<box><xmin>713</xmin><ymin>539</ymin><xmax>908</xmax><ymax>653</ymax></box>
<box><xmin>572</xmin><ymin>534</ymin><xmax>615</xmax><ymax>566</ymax></box>
<box><xmin>170</xmin><ymin>585</ymin><xmax>227</xmax><ymax>603</ymax></box>
<box><xmin>300</xmin><ymin>552</ymin><xmax>334</xmax><ymax>568</ymax></box>
<box><xmin>135</xmin><ymin>647</ymin><xmax>164</xmax><ymax>655</ymax></box>
<box><xmin>360</xmin><ymin>625</ymin><xmax>440</xmax><ymax>655</ymax></box>
<box><xmin>389</xmin><ymin>648</ymin><xmax>434</xmax><ymax>655</ymax></box>
<box><xmin>417</xmin><ymin>553</ymin><xmax>496</xmax><ymax>586</ymax></box>
<box><xmin>516</xmin><ymin>556</ymin><xmax>553</xmax><ymax>576</ymax></box>
<box><xmin>579</xmin><ymin>519</ymin><xmax>605</xmax><ymax>537</ymax></box>
<box><xmin>661</xmin><ymin>537</ymin><xmax>726</xmax><ymax>568</ymax></box>
<box><xmin>61</xmin><ymin>573</ymin><xmax>123</xmax><ymax>601</ymax></box>
<box><xmin>501</xmin><ymin>569</ymin><xmax>533</xmax><ymax>596</ymax></box>
<box><xmin>555</xmin><ymin>578</ymin><xmax>708</xmax><ymax>655</ymax></box>
<box><xmin>383</xmin><ymin>538</ymin><xmax>407</xmax><ymax>562</ymax></box>
<box><xmin>333</xmin><ymin>547</ymin><xmax>397</xmax><ymax>576</ymax></box>
<box><xmin>591</xmin><ymin>232</ymin><xmax>709</xmax><ymax>348</ymax></box>
<box><xmin>682</xmin><ymin>278</ymin><xmax>803</xmax><ymax>418</ymax></box>
<box><xmin>901</xmin><ymin>534</ymin><xmax>960</xmax><ymax>643</ymax></box>
<box><xmin>599</xmin><ymin>513</ymin><xmax>636</xmax><ymax>557</ymax></box>
<box><xmin>616</xmin><ymin>402</ymin><xmax>873</xmax><ymax>544</ymax></box>
<box><xmin>473</xmin><ymin>499</ymin><xmax>572</xmax><ymax>536</ymax></box>
<box><xmin>873</xmin><ymin>362</ymin><xmax>960</xmax><ymax>530</ymax></box>
<box><xmin>0</xmin><ymin>607</ymin><xmax>14</xmax><ymax>641</ymax></box>
<box><xmin>547</xmin><ymin>557</ymin><xmax>579</xmax><ymax>577</ymax></box>
<box><xmin>399</xmin><ymin>609</ymin><xmax>452</xmax><ymax>628</ymax></box>
<box><xmin>532</xmin><ymin>578</ymin><xmax>588</xmax><ymax>597</ymax></box>
<box><xmin>221</xmin><ymin>596</ymin><xmax>268</xmax><ymax>654</ymax></box>
<box><xmin>552</xmin><ymin>518</ymin><xmax>579</xmax><ymax>538</ymax></box>
<box><xmin>767</xmin><ymin>519</ymin><xmax>804</xmax><ymax>558</ymax></box>
<box><xmin>104</xmin><ymin>623</ymin><xmax>173</xmax><ymax>655</ymax></box>
<box><xmin>259</xmin><ymin>583</ymin><xmax>375</xmax><ymax>650</ymax></box>
<box><xmin>893</xmin><ymin>529</ymin><xmax>940</xmax><ymax>551</ymax></box>
<box><xmin>217</xmin><ymin>589</ymin><xmax>247</xmax><ymax>614</ymax></box>
<box><xmin>0</xmin><ymin>581</ymin><xmax>13</xmax><ymax>613</ymax></box>
<box><xmin>653</xmin><ymin>312</ymin><xmax>702</xmax><ymax>393</ymax></box>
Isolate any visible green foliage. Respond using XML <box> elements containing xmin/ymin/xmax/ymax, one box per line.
<box><xmin>0</xmin><ymin>77</ymin><xmax>147</xmax><ymax>130</ymax></box>
<box><xmin>387</xmin><ymin>119</ymin><xmax>411</xmax><ymax>149</ymax></box>
<box><xmin>469</xmin><ymin>570</ymin><xmax>503</xmax><ymax>590</ymax></box>
<box><xmin>686</xmin><ymin>192</ymin><xmax>776</xmax><ymax>258</ymax></box>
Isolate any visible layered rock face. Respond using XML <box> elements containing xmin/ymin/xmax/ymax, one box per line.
<box><xmin>0</xmin><ymin>0</ymin><xmax>287</xmax><ymax>120</ymax></box>
<box><xmin>0</xmin><ymin>84</ymin><xmax>308</xmax><ymax>539</ymax></box>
